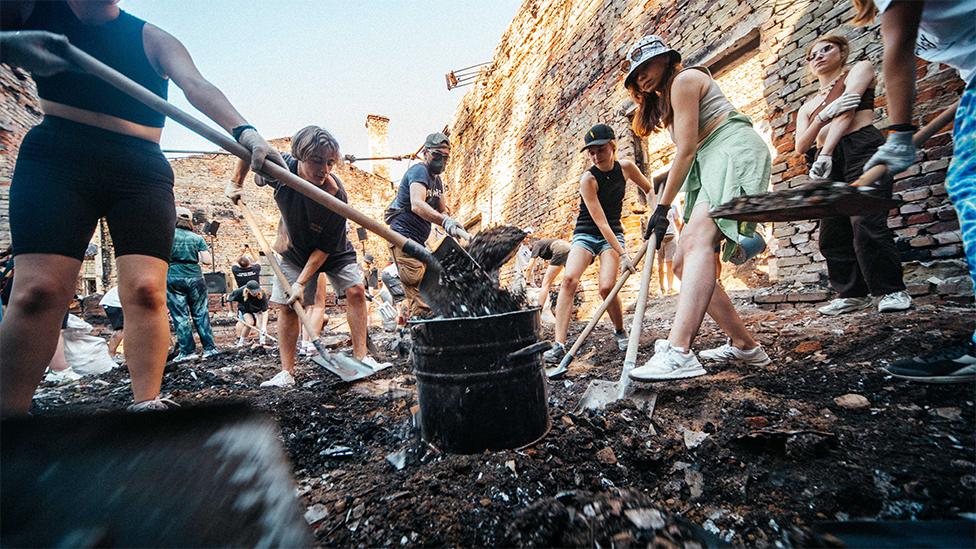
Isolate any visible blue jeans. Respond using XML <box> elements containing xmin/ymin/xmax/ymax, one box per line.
<box><xmin>945</xmin><ymin>80</ymin><xmax>976</xmax><ymax>342</ymax></box>
<box><xmin>572</xmin><ymin>232</ymin><xmax>625</xmax><ymax>256</ymax></box>
<box><xmin>166</xmin><ymin>275</ymin><xmax>217</xmax><ymax>354</ymax></box>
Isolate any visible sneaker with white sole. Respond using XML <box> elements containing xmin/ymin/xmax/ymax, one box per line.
<box><xmin>882</xmin><ymin>339</ymin><xmax>976</xmax><ymax>383</ymax></box>
<box><xmin>614</xmin><ymin>329</ymin><xmax>629</xmax><ymax>351</ymax></box>
<box><xmin>699</xmin><ymin>340</ymin><xmax>772</xmax><ymax>366</ymax></box>
<box><xmin>544</xmin><ymin>342</ymin><xmax>566</xmax><ymax>364</ymax></box>
<box><xmin>170</xmin><ymin>353</ymin><xmax>199</xmax><ymax>364</ymax></box>
<box><xmin>260</xmin><ymin>370</ymin><xmax>295</xmax><ymax>388</ymax></box>
<box><xmin>629</xmin><ymin>339</ymin><xmax>706</xmax><ymax>381</ymax></box>
<box><xmin>817</xmin><ymin>297</ymin><xmax>872</xmax><ymax>316</ymax></box>
<box><xmin>202</xmin><ymin>348</ymin><xmax>222</xmax><ymax>359</ymax></box>
<box><xmin>360</xmin><ymin>355</ymin><xmax>393</xmax><ymax>371</ymax></box>
<box><xmin>877</xmin><ymin>291</ymin><xmax>912</xmax><ymax>313</ymax></box>
<box><xmin>127</xmin><ymin>395</ymin><xmax>180</xmax><ymax>412</ymax></box>
<box><xmin>44</xmin><ymin>368</ymin><xmax>82</xmax><ymax>384</ymax></box>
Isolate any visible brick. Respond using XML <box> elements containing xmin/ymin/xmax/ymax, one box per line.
<box><xmin>787</xmin><ymin>291</ymin><xmax>830</xmax><ymax>302</ymax></box>
<box><xmin>754</xmin><ymin>293</ymin><xmax>788</xmax><ymax>304</ymax></box>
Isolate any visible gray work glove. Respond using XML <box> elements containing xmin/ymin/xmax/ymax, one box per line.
<box><xmin>286</xmin><ymin>282</ymin><xmax>305</xmax><ymax>306</ymax></box>
<box><xmin>0</xmin><ymin>31</ymin><xmax>72</xmax><ymax>76</ymax></box>
<box><xmin>808</xmin><ymin>155</ymin><xmax>833</xmax><ymax>180</ymax></box>
<box><xmin>618</xmin><ymin>251</ymin><xmax>636</xmax><ymax>274</ymax></box>
<box><xmin>863</xmin><ymin>131</ymin><xmax>915</xmax><ymax>175</ymax></box>
<box><xmin>816</xmin><ymin>92</ymin><xmax>861</xmax><ymax>123</ymax></box>
<box><xmin>442</xmin><ymin>217</ymin><xmax>464</xmax><ymax>239</ymax></box>
<box><xmin>643</xmin><ymin>204</ymin><xmax>670</xmax><ymax>249</ymax></box>
<box><xmin>237</xmin><ymin>128</ymin><xmax>287</xmax><ymax>174</ymax></box>
<box><xmin>224</xmin><ymin>180</ymin><xmax>243</xmax><ymax>204</ymax></box>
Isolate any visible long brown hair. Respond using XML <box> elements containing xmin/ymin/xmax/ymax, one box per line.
<box><xmin>850</xmin><ymin>0</ymin><xmax>877</xmax><ymax>26</ymax></box>
<box><xmin>627</xmin><ymin>57</ymin><xmax>683</xmax><ymax>137</ymax></box>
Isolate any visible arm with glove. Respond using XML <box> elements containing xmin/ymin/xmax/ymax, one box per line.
<box><xmin>807</xmin><ymin>61</ymin><xmax>877</xmax><ymax>181</ymax></box>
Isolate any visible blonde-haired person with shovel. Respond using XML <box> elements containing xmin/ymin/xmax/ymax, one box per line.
<box><xmin>0</xmin><ymin>0</ymin><xmax>282</xmax><ymax>414</ymax></box>
<box><xmin>227</xmin><ymin>125</ymin><xmax>390</xmax><ymax>388</ymax></box>
<box><xmin>622</xmin><ymin>35</ymin><xmax>772</xmax><ymax>382</ymax></box>
<box><xmin>543</xmin><ymin>124</ymin><xmax>653</xmax><ymax>365</ymax></box>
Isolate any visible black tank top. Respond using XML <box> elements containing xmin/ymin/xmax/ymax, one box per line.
<box><xmin>574</xmin><ymin>161</ymin><xmax>625</xmax><ymax>236</ymax></box>
<box><xmin>24</xmin><ymin>1</ymin><xmax>168</xmax><ymax>127</ymax></box>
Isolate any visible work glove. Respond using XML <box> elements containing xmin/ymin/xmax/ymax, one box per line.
<box><xmin>286</xmin><ymin>281</ymin><xmax>305</xmax><ymax>306</ymax></box>
<box><xmin>0</xmin><ymin>31</ymin><xmax>73</xmax><ymax>77</ymax></box>
<box><xmin>816</xmin><ymin>92</ymin><xmax>861</xmax><ymax>123</ymax></box>
<box><xmin>808</xmin><ymin>155</ymin><xmax>833</xmax><ymax>180</ymax></box>
<box><xmin>618</xmin><ymin>251</ymin><xmax>636</xmax><ymax>274</ymax></box>
<box><xmin>863</xmin><ymin>131</ymin><xmax>915</xmax><ymax>176</ymax></box>
<box><xmin>224</xmin><ymin>179</ymin><xmax>243</xmax><ymax>204</ymax></box>
<box><xmin>643</xmin><ymin>204</ymin><xmax>670</xmax><ymax>249</ymax></box>
<box><xmin>237</xmin><ymin>128</ymin><xmax>287</xmax><ymax>174</ymax></box>
<box><xmin>442</xmin><ymin>217</ymin><xmax>464</xmax><ymax>239</ymax></box>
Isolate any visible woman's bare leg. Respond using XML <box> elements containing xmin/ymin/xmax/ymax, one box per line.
<box><xmin>553</xmin><ymin>247</ymin><xmax>594</xmax><ymax>345</ymax></box>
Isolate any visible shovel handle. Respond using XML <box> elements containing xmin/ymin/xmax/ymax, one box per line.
<box><xmin>61</xmin><ymin>43</ymin><xmax>435</xmax><ymax>268</ymax></box>
<box><xmin>851</xmin><ymin>100</ymin><xmax>959</xmax><ymax>187</ymax></box>
<box><xmin>620</xmin><ymin>234</ymin><xmax>657</xmax><ymax>384</ymax></box>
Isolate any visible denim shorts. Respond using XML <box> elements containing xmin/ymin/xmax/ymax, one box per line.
<box><xmin>571</xmin><ymin>232</ymin><xmax>625</xmax><ymax>256</ymax></box>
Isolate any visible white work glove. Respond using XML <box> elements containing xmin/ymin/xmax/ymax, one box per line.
<box><xmin>618</xmin><ymin>251</ymin><xmax>636</xmax><ymax>274</ymax></box>
<box><xmin>0</xmin><ymin>31</ymin><xmax>72</xmax><ymax>77</ymax></box>
<box><xmin>808</xmin><ymin>155</ymin><xmax>833</xmax><ymax>180</ymax></box>
<box><xmin>816</xmin><ymin>92</ymin><xmax>861</xmax><ymax>123</ymax></box>
<box><xmin>237</xmin><ymin>128</ymin><xmax>287</xmax><ymax>174</ymax></box>
<box><xmin>224</xmin><ymin>180</ymin><xmax>243</xmax><ymax>204</ymax></box>
<box><xmin>863</xmin><ymin>131</ymin><xmax>915</xmax><ymax>175</ymax></box>
<box><xmin>442</xmin><ymin>217</ymin><xmax>463</xmax><ymax>239</ymax></box>
<box><xmin>286</xmin><ymin>281</ymin><xmax>305</xmax><ymax>306</ymax></box>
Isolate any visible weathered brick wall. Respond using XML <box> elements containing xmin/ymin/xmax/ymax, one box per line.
<box><xmin>0</xmin><ymin>65</ymin><xmax>42</xmax><ymax>248</ymax></box>
<box><xmin>445</xmin><ymin>0</ymin><xmax>963</xmax><ymax>312</ymax></box>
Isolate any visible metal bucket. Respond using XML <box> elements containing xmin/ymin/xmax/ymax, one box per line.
<box><xmin>409</xmin><ymin>308</ymin><xmax>551</xmax><ymax>454</ymax></box>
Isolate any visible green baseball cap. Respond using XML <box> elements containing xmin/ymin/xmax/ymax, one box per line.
<box><xmin>424</xmin><ymin>132</ymin><xmax>450</xmax><ymax>149</ymax></box>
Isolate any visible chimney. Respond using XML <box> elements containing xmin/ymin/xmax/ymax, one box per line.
<box><xmin>365</xmin><ymin>114</ymin><xmax>390</xmax><ymax>181</ymax></box>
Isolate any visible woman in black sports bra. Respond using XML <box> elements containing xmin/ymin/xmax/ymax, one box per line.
<box><xmin>795</xmin><ymin>33</ymin><xmax>910</xmax><ymax>318</ymax></box>
<box><xmin>0</xmin><ymin>0</ymin><xmax>284</xmax><ymax>414</ymax></box>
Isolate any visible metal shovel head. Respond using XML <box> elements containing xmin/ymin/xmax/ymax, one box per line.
<box><xmin>419</xmin><ymin>235</ymin><xmax>496</xmax><ymax>317</ymax></box>
<box><xmin>310</xmin><ymin>349</ymin><xmax>389</xmax><ymax>382</ymax></box>
<box><xmin>1</xmin><ymin>404</ymin><xmax>312</xmax><ymax>548</ymax></box>
<box><xmin>578</xmin><ymin>378</ymin><xmax>658</xmax><ymax>413</ymax></box>
<box><xmin>710</xmin><ymin>180</ymin><xmax>902</xmax><ymax>223</ymax></box>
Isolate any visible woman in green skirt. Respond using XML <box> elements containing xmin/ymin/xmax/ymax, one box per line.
<box><xmin>622</xmin><ymin>35</ymin><xmax>773</xmax><ymax>381</ymax></box>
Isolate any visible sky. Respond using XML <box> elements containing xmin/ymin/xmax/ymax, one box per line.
<box><xmin>121</xmin><ymin>0</ymin><xmax>522</xmax><ymax>180</ymax></box>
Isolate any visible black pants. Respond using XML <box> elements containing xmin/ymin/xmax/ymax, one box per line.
<box><xmin>818</xmin><ymin>125</ymin><xmax>906</xmax><ymax>298</ymax></box>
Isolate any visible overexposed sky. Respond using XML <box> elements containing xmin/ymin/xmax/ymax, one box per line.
<box><xmin>122</xmin><ymin>0</ymin><xmax>522</xmax><ymax>180</ymax></box>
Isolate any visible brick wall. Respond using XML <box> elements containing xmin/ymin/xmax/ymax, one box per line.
<box><xmin>444</xmin><ymin>0</ymin><xmax>964</xmax><ymax>312</ymax></box>
<box><xmin>0</xmin><ymin>65</ymin><xmax>42</xmax><ymax>248</ymax></box>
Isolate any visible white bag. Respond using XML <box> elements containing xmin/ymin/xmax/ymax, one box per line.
<box><xmin>62</xmin><ymin>314</ymin><xmax>118</xmax><ymax>376</ymax></box>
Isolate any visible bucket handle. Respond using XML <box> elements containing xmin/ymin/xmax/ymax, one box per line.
<box><xmin>502</xmin><ymin>342</ymin><xmax>553</xmax><ymax>364</ymax></box>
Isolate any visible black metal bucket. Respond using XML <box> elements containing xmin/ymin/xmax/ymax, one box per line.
<box><xmin>409</xmin><ymin>308</ymin><xmax>551</xmax><ymax>454</ymax></box>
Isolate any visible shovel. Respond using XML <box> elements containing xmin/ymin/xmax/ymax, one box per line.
<box><xmin>578</xmin><ymin>233</ymin><xmax>658</xmax><ymax>414</ymax></box>
<box><xmin>230</xmin><ymin>159</ymin><xmax>385</xmax><ymax>382</ymax></box>
<box><xmin>545</xmin><ymin>239</ymin><xmax>650</xmax><ymax>378</ymax></box>
<box><xmin>1</xmin><ymin>404</ymin><xmax>313</xmax><ymax>547</ymax></box>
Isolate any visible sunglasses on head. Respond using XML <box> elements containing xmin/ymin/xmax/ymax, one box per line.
<box><xmin>630</xmin><ymin>39</ymin><xmax>665</xmax><ymax>62</ymax></box>
<box><xmin>807</xmin><ymin>43</ymin><xmax>835</xmax><ymax>61</ymax></box>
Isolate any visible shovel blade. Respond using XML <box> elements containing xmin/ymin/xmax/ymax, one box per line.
<box><xmin>578</xmin><ymin>379</ymin><xmax>658</xmax><ymax>414</ymax></box>
<box><xmin>310</xmin><ymin>351</ymin><xmax>387</xmax><ymax>382</ymax></box>
<box><xmin>1</xmin><ymin>404</ymin><xmax>312</xmax><ymax>548</ymax></box>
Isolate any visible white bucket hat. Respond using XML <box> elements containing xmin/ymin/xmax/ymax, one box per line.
<box><xmin>623</xmin><ymin>35</ymin><xmax>681</xmax><ymax>88</ymax></box>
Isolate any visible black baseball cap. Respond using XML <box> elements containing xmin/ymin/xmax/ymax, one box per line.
<box><xmin>245</xmin><ymin>280</ymin><xmax>260</xmax><ymax>291</ymax></box>
<box><xmin>581</xmin><ymin>124</ymin><xmax>615</xmax><ymax>151</ymax></box>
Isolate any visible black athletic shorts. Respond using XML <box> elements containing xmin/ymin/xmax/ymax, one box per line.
<box><xmin>103</xmin><ymin>305</ymin><xmax>124</xmax><ymax>331</ymax></box>
<box><xmin>10</xmin><ymin>116</ymin><xmax>176</xmax><ymax>262</ymax></box>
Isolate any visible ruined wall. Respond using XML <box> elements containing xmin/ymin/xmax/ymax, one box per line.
<box><xmin>445</xmin><ymin>0</ymin><xmax>963</xmax><ymax>311</ymax></box>
<box><xmin>0</xmin><ymin>65</ymin><xmax>42</xmax><ymax>248</ymax></box>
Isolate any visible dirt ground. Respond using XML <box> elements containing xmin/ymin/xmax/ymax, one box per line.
<box><xmin>33</xmin><ymin>295</ymin><xmax>976</xmax><ymax>547</ymax></box>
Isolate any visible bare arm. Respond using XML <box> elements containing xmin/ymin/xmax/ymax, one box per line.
<box><xmin>819</xmin><ymin>61</ymin><xmax>876</xmax><ymax>155</ymax></box>
<box><xmin>297</xmin><ymin>250</ymin><xmax>329</xmax><ymax>286</ymax></box>
<box><xmin>658</xmin><ymin>71</ymin><xmax>703</xmax><ymax>207</ymax></box>
<box><xmin>878</xmin><ymin>2</ymin><xmax>923</xmax><ymax>125</ymax></box>
<box><xmin>619</xmin><ymin>159</ymin><xmax>653</xmax><ymax>196</ymax></box>
<box><xmin>409</xmin><ymin>182</ymin><xmax>448</xmax><ymax>226</ymax></box>
<box><xmin>795</xmin><ymin>101</ymin><xmax>827</xmax><ymax>153</ymax></box>
<box><xmin>579</xmin><ymin>172</ymin><xmax>625</xmax><ymax>256</ymax></box>
<box><xmin>143</xmin><ymin>24</ymin><xmax>247</xmax><ymax>132</ymax></box>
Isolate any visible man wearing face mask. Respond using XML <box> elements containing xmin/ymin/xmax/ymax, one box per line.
<box><xmin>385</xmin><ymin>132</ymin><xmax>462</xmax><ymax>318</ymax></box>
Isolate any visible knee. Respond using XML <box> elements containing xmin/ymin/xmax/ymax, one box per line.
<box><xmin>344</xmin><ymin>284</ymin><xmax>366</xmax><ymax>302</ymax></box>
<box><xmin>599</xmin><ymin>283</ymin><xmax>614</xmax><ymax>297</ymax></box>
<box><xmin>560</xmin><ymin>275</ymin><xmax>580</xmax><ymax>292</ymax></box>
<box><xmin>124</xmin><ymin>278</ymin><xmax>167</xmax><ymax>311</ymax></box>
<box><xmin>10</xmin><ymin>276</ymin><xmax>72</xmax><ymax>315</ymax></box>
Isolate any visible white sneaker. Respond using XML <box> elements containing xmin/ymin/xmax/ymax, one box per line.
<box><xmin>629</xmin><ymin>339</ymin><xmax>706</xmax><ymax>381</ymax></box>
<box><xmin>127</xmin><ymin>395</ymin><xmax>180</xmax><ymax>412</ymax></box>
<box><xmin>699</xmin><ymin>340</ymin><xmax>772</xmax><ymax>366</ymax></box>
<box><xmin>540</xmin><ymin>307</ymin><xmax>556</xmax><ymax>324</ymax></box>
<box><xmin>260</xmin><ymin>370</ymin><xmax>295</xmax><ymax>388</ymax></box>
<box><xmin>171</xmin><ymin>353</ymin><xmax>199</xmax><ymax>364</ymax></box>
<box><xmin>360</xmin><ymin>355</ymin><xmax>393</xmax><ymax>371</ymax></box>
<box><xmin>817</xmin><ymin>297</ymin><xmax>872</xmax><ymax>316</ymax></box>
<box><xmin>878</xmin><ymin>291</ymin><xmax>912</xmax><ymax>313</ymax></box>
<box><xmin>235</xmin><ymin>338</ymin><xmax>246</xmax><ymax>348</ymax></box>
<box><xmin>44</xmin><ymin>368</ymin><xmax>82</xmax><ymax>384</ymax></box>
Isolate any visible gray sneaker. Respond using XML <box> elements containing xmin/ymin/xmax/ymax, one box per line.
<box><xmin>817</xmin><ymin>297</ymin><xmax>872</xmax><ymax>316</ymax></box>
<box><xmin>544</xmin><ymin>342</ymin><xmax>566</xmax><ymax>364</ymax></box>
<box><xmin>878</xmin><ymin>291</ymin><xmax>912</xmax><ymax>312</ymax></box>
<box><xmin>127</xmin><ymin>396</ymin><xmax>180</xmax><ymax>412</ymax></box>
<box><xmin>699</xmin><ymin>340</ymin><xmax>771</xmax><ymax>366</ymax></box>
<box><xmin>170</xmin><ymin>353</ymin><xmax>199</xmax><ymax>364</ymax></box>
<box><xmin>202</xmin><ymin>348</ymin><xmax>222</xmax><ymax>359</ymax></box>
<box><xmin>614</xmin><ymin>330</ymin><xmax>629</xmax><ymax>351</ymax></box>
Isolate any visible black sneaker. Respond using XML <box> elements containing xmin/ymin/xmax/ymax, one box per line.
<box><xmin>883</xmin><ymin>340</ymin><xmax>976</xmax><ymax>383</ymax></box>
